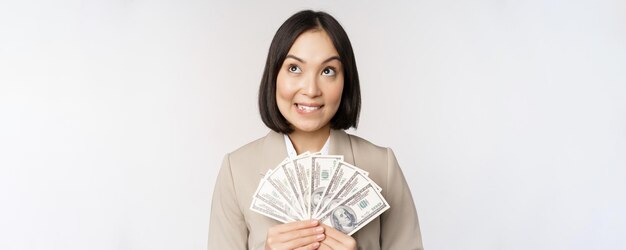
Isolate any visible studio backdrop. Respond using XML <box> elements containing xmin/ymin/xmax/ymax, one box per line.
<box><xmin>0</xmin><ymin>0</ymin><xmax>624</xmax><ymax>249</ymax></box>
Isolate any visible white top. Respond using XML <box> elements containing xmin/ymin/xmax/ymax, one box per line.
<box><xmin>283</xmin><ymin>134</ymin><xmax>330</xmax><ymax>158</ymax></box>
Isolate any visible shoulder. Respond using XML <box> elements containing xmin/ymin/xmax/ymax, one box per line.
<box><xmin>215</xmin><ymin>132</ymin><xmax>283</xmax><ymax>210</ymax></box>
<box><xmin>225</xmin><ymin>134</ymin><xmax>272</xmax><ymax>173</ymax></box>
<box><xmin>346</xmin><ymin>132</ymin><xmax>392</xmax><ymax>160</ymax></box>
<box><xmin>228</xmin><ymin>135</ymin><xmax>267</xmax><ymax>159</ymax></box>
<box><xmin>344</xmin><ymin>133</ymin><xmax>407</xmax><ymax>204</ymax></box>
<box><xmin>343</xmin><ymin>132</ymin><xmax>397</xmax><ymax>186</ymax></box>
<box><xmin>222</xmin><ymin>131</ymin><xmax>285</xmax><ymax>179</ymax></box>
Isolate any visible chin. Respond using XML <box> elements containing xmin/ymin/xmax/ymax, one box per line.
<box><xmin>292</xmin><ymin>123</ymin><xmax>328</xmax><ymax>133</ymax></box>
<box><xmin>294</xmin><ymin>127</ymin><xmax>322</xmax><ymax>133</ymax></box>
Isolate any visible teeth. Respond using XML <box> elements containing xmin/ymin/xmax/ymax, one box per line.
<box><xmin>297</xmin><ymin>104</ymin><xmax>320</xmax><ymax>111</ymax></box>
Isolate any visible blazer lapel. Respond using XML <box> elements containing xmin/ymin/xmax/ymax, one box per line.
<box><xmin>329</xmin><ymin>129</ymin><xmax>355</xmax><ymax>165</ymax></box>
<box><xmin>260</xmin><ymin>130</ymin><xmax>287</xmax><ymax>174</ymax></box>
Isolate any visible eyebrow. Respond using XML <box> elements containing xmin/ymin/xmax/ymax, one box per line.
<box><xmin>285</xmin><ymin>54</ymin><xmax>341</xmax><ymax>64</ymax></box>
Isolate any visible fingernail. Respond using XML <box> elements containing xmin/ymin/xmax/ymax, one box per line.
<box><xmin>311</xmin><ymin>220</ymin><xmax>318</xmax><ymax>225</ymax></box>
<box><xmin>315</xmin><ymin>226</ymin><xmax>324</xmax><ymax>232</ymax></box>
<box><xmin>312</xmin><ymin>242</ymin><xmax>320</xmax><ymax>248</ymax></box>
<box><xmin>316</xmin><ymin>234</ymin><xmax>325</xmax><ymax>240</ymax></box>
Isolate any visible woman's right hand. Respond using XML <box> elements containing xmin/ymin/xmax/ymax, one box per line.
<box><xmin>265</xmin><ymin>219</ymin><xmax>325</xmax><ymax>250</ymax></box>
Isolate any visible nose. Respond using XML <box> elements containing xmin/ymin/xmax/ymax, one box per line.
<box><xmin>302</xmin><ymin>73</ymin><xmax>321</xmax><ymax>97</ymax></box>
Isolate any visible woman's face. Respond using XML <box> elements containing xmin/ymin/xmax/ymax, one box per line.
<box><xmin>276</xmin><ymin>29</ymin><xmax>344</xmax><ymax>134</ymax></box>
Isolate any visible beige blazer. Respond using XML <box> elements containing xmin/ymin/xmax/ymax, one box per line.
<box><xmin>208</xmin><ymin>129</ymin><xmax>423</xmax><ymax>250</ymax></box>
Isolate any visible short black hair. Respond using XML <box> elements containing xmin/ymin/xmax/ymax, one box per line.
<box><xmin>258</xmin><ymin>10</ymin><xmax>361</xmax><ymax>134</ymax></box>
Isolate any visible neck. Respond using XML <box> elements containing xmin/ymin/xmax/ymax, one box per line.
<box><xmin>287</xmin><ymin>126</ymin><xmax>331</xmax><ymax>155</ymax></box>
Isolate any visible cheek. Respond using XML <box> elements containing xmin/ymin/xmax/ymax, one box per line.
<box><xmin>276</xmin><ymin>74</ymin><xmax>294</xmax><ymax>103</ymax></box>
<box><xmin>327</xmin><ymin>81</ymin><xmax>344</xmax><ymax>106</ymax></box>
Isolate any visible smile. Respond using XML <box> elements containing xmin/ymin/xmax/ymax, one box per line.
<box><xmin>295</xmin><ymin>103</ymin><xmax>323</xmax><ymax>112</ymax></box>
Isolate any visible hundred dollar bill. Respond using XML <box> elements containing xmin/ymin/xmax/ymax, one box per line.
<box><xmin>250</xmin><ymin>196</ymin><xmax>295</xmax><ymax>223</ymax></box>
<box><xmin>310</xmin><ymin>155</ymin><xmax>343</xmax><ymax>217</ymax></box>
<box><xmin>293</xmin><ymin>153</ymin><xmax>317</xmax><ymax>219</ymax></box>
<box><xmin>251</xmin><ymin>171</ymin><xmax>302</xmax><ymax>221</ymax></box>
<box><xmin>319</xmin><ymin>183</ymin><xmax>389</xmax><ymax>235</ymax></box>
<box><xmin>267</xmin><ymin>159</ymin><xmax>306</xmax><ymax>218</ymax></box>
<box><xmin>315</xmin><ymin>171</ymin><xmax>380</xmax><ymax>217</ymax></box>
<box><xmin>314</xmin><ymin>161</ymin><xmax>361</xmax><ymax>217</ymax></box>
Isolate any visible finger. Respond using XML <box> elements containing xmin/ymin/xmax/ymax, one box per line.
<box><xmin>320</xmin><ymin>233</ymin><xmax>343</xmax><ymax>249</ymax></box>
<box><xmin>281</xmin><ymin>233</ymin><xmax>325</xmax><ymax>250</ymax></box>
<box><xmin>320</xmin><ymin>223</ymin><xmax>352</xmax><ymax>242</ymax></box>
<box><xmin>294</xmin><ymin>241</ymin><xmax>321</xmax><ymax>250</ymax></box>
<box><xmin>271</xmin><ymin>220</ymin><xmax>319</xmax><ymax>234</ymax></box>
<box><xmin>320</xmin><ymin>224</ymin><xmax>356</xmax><ymax>249</ymax></box>
<box><xmin>318</xmin><ymin>242</ymin><xmax>332</xmax><ymax>250</ymax></box>
<box><xmin>318</xmin><ymin>241</ymin><xmax>333</xmax><ymax>250</ymax></box>
<box><xmin>275</xmin><ymin>226</ymin><xmax>324</xmax><ymax>242</ymax></box>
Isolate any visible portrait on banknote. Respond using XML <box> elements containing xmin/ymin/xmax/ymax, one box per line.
<box><xmin>331</xmin><ymin>206</ymin><xmax>357</xmax><ymax>234</ymax></box>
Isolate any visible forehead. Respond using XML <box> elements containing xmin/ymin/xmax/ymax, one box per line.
<box><xmin>287</xmin><ymin>29</ymin><xmax>339</xmax><ymax>61</ymax></box>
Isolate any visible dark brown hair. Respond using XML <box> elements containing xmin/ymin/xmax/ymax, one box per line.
<box><xmin>258</xmin><ymin>10</ymin><xmax>361</xmax><ymax>133</ymax></box>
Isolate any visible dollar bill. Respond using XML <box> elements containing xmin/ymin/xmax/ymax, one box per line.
<box><xmin>314</xmin><ymin>161</ymin><xmax>361</xmax><ymax>217</ymax></box>
<box><xmin>315</xmin><ymin>171</ymin><xmax>379</xmax><ymax>217</ymax></box>
<box><xmin>265</xmin><ymin>161</ymin><xmax>305</xmax><ymax>219</ymax></box>
<box><xmin>251</xmin><ymin>170</ymin><xmax>302</xmax><ymax>221</ymax></box>
<box><xmin>310</xmin><ymin>155</ymin><xmax>343</xmax><ymax>217</ymax></box>
<box><xmin>293</xmin><ymin>152</ymin><xmax>317</xmax><ymax>219</ymax></box>
<box><xmin>264</xmin><ymin>162</ymin><xmax>306</xmax><ymax>219</ymax></box>
<box><xmin>250</xmin><ymin>195</ymin><xmax>295</xmax><ymax>223</ymax></box>
<box><xmin>318</xmin><ymin>183</ymin><xmax>390</xmax><ymax>235</ymax></box>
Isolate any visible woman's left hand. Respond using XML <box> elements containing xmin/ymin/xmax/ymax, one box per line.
<box><xmin>318</xmin><ymin>224</ymin><xmax>357</xmax><ymax>250</ymax></box>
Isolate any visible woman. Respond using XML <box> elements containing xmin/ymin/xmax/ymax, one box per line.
<box><xmin>208</xmin><ymin>10</ymin><xmax>423</xmax><ymax>250</ymax></box>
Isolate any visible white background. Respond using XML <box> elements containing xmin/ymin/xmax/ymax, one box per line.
<box><xmin>1</xmin><ymin>0</ymin><xmax>625</xmax><ymax>249</ymax></box>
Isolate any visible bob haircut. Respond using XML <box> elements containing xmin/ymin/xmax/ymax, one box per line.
<box><xmin>258</xmin><ymin>10</ymin><xmax>361</xmax><ymax>134</ymax></box>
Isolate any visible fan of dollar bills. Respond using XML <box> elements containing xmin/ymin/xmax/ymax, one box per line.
<box><xmin>250</xmin><ymin>152</ymin><xmax>390</xmax><ymax>235</ymax></box>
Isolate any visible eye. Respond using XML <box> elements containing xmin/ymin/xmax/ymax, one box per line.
<box><xmin>322</xmin><ymin>67</ymin><xmax>336</xmax><ymax>76</ymax></box>
<box><xmin>288</xmin><ymin>64</ymin><xmax>301</xmax><ymax>73</ymax></box>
